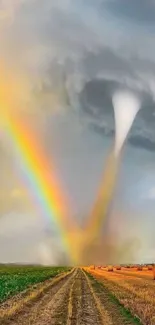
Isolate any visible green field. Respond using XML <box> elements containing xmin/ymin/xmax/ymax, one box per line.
<box><xmin>0</xmin><ymin>265</ymin><xmax>71</xmax><ymax>302</ymax></box>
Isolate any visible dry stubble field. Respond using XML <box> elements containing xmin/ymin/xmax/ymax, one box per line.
<box><xmin>0</xmin><ymin>265</ymin><xmax>155</xmax><ymax>325</ymax></box>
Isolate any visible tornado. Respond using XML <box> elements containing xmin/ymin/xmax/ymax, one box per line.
<box><xmin>80</xmin><ymin>90</ymin><xmax>142</xmax><ymax>265</ymax></box>
<box><xmin>112</xmin><ymin>90</ymin><xmax>141</xmax><ymax>156</ymax></box>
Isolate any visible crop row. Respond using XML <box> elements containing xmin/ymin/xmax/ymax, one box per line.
<box><xmin>0</xmin><ymin>266</ymin><xmax>70</xmax><ymax>302</ymax></box>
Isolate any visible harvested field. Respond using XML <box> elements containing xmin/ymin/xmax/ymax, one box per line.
<box><xmin>114</xmin><ymin>268</ymin><xmax>154</xmax><ymax>280</ymax></box>
<box><xmin>88</xmin><ymin>267</ymin><xmax>155</xmax><ymax>325</ymax></box>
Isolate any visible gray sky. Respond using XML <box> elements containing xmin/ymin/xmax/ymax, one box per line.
<box><xmin>0</xmin><ymin>0</ymin><xmax>155</xmax><ymax>264</ymax></box>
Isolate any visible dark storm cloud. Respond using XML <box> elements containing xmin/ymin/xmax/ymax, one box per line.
<box><xmin>129</xmin><ymin>135</ymin><xmax>155</xmax><ymax>152</ymax></box>
<box><xmin>1</xmin><ymin>1</ymin><xmax>155</xmax><ymax>152</ymax></box>
<box><xmin>80</xmin><ymin>77</ymin><xmax>155</xmax><ymax>117</ymax></box>
<box><xmin>0</xmin><ymin>0</ymin><xmax>155</xmax><ymax>264</ymax></box>
<box><xmin>81</xmin><ymin>48</ymin><xmax>155</xmax><ymax>79</ymax></box>
<box><xmin>89</xmin><ymin>123</ymin><xmax>115</xmax><ymax>138</ymax></box>
<box><xmin>81</xmin><ymin>48</ymin><xmax>136</xmax><ymax>80</ymax></box>
<box><xmin>79</xmin><ymin>75</ymin><xmax>155</xmax><ymax>152</ymax></box>
<box><xmin>80</xmin><ymin>79</ymin><xmax>115</xmax><ymax>117</ymax></box>
<box><xmin>104</xmin><ymin>0</ymin><xmax>155</xmax><ymax>25</ymax></box>
<box><xmin>25</xmin><ymin>0</ymin><xmax>155</xmax><ymax>154</ymax></box>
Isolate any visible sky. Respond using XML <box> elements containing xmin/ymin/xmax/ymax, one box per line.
<box><xmin>0</xmin><ymin>0</ymin><xmax>155</xmax><ymax>264</ymax></box>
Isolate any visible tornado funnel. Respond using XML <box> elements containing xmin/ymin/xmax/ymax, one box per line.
<box><xmin>112</xmin><ymin>91</ymin><xmax>141</xmax><ymax>156</ymax></box>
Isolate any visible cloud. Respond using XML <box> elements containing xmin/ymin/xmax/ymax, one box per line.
<box><xmin>0</xmin><ymin>1</ymin><xmax>155</xmax><ymax>212</ymax></box>
<box><xmin>0</xmin><ymin>0</ymin><xmax>155</xmax><ymax>119</ymax></box>
<box><xmin>78</xmin><ymin>75</ymin><xmax>155</xmax><ymax>152</ymax></box>
<box><xmin>0</xmin><ymin>0</ymin><xmax>155</xmax><ymax>264</ymax></box>
<box><xmin>0</xmin><ymin>211</ymin><xmax>65</xmax><ymax>264</ymax></box>
<box><xmin>0</xmin><ymin>2</ymin><xmax>155</xmax><ymax>181</ymax></box>
<box><xmin>129</xmin><ymin>135</ymin><xmax>155</xmax><ymax>152</ymax></box>
<box><xmin>145</xmin><ymin>187</ymin><xmax>155</xmax><ymax>199</ymax></box>
<box><xmin>104</xmin><ymin>0</ymin><xmax>155</xmax><ymax>25</ymax></box>
<box><xmin>0</xmin><ymin>1</ymin><xmax>80</xmax><ymax>119</ymax></box>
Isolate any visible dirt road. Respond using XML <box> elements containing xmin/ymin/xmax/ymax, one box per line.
<box><xmin>1</xmin><ymin>268</ymin><xmax>141</xmax><ymax>325</ymax></box>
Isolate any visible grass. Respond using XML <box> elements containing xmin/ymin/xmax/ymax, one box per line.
<box><xmin>85</xmin><ymin>270</ymin><xmax>142</xmax><ymax>325</ymax></box>
<box><xmin>0</xmin><ymin>265</ymin><xmax>71</xmax><ymax>302</ymax></box>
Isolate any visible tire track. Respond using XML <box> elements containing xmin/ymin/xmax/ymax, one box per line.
<box><xmin>82</xmin><ymin>270</ymin><xmax>113</xmax><ymax>325</ymax></box>
<box><xmin>66</xmin><ymin>268</ymin><xmax>108</xmax><ymax>325</ymax></box>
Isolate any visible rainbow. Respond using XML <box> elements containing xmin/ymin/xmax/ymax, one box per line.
<box><xmin>2</xmin><ymin>113</ymin><xmax>77</xmax><ymax>263</ymax></box>
<box><xmin>0</xmin><ymin>61</ymin><xmax>78</xmax><ymax>263</ymax></box>
<box><xmin>84</xmin><ymin>150</ymin><xmax>119</xmax><ymax>244</ymax></box>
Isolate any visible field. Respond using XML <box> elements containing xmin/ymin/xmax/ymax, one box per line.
<box><xmin>0</xmin><ymin>265</ymin><xmax>70</xmax><ymax>303</ymax></box>
<box><xmin>0</xmin><ymin>265</ymin><xmax>155</xmax><ymax>324</ymax></box>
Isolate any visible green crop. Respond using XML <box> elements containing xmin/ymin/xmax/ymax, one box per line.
<box><xmin>0</xmin><ymin>266</ymin><xmax>70</xmax><ymax>302</ymax></box>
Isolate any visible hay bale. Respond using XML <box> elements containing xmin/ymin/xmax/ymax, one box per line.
<box><xmin>147</xmin><ymin>265</ymin><xmax>153</xmax><ymax>270</ymax></box>
<box><xmin>116</xmin><ymin>266</ymin><xmax>121</xmax><ymax>270</ymax></box>
<box><xmin>137</xmin><ymin>266</ymin><xmax>142</xmax><ymax>271</ymax></box>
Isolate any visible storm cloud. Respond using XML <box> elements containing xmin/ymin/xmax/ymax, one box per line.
<box><xmin>0</xmin><ymin>0</ymin><xmax>155</xmax><ymax>264</ymax></box>
<box><xmin>104</xmin><ymin>0</ymin><xmax>155</xmax><ymax>25</ymax></box>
